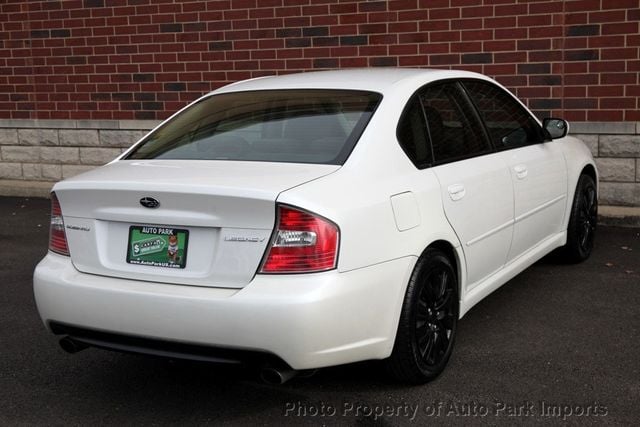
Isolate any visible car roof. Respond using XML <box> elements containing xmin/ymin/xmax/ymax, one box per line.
<box><xmin>213</xmin><ymin>67</ymin><xmax>493</xmax><ymax>95</ymax></box>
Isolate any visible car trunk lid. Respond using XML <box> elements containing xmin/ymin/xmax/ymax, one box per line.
<box><xmin>54</xmin><ymin>160</ymin><xmax>339</xmax><ymax>288</ymax></box>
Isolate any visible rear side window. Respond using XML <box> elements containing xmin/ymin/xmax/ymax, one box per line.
<box><xmin>419</xmin><ymin>83</ymin><xmax>491</xmax><ymax>164</ymax></box>
<box><xmin>397</xmin><ymin>96</ymin><xmax>433</xmax><ymax>168</ymax></box>
<box><xmin>463</xmin><ymin>80</ymin><xmax>544</xmax><ymax>149</ymax></box>
<box><xmin>126</xmin><ymin>90</ymin><xmax>381</xmax><ymax>165</ymax></box>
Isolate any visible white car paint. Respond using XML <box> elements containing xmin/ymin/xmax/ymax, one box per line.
<box><xmin>34</xmin><ymin>68</ymin><xmax>597</xmax><ymax>371</ymax></box>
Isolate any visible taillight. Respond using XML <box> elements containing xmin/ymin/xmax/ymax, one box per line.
<box><xmin>260</xmin><ymin>205</ymin><xmax>339</xmax><ymax>273</ymax></box>
<box><xmin>49</xmin><ymin>192</ymin><xmax>69</xmax><ymax>256</ymax></box>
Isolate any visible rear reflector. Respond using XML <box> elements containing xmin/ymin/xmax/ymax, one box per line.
<box><xmin>49</xmin><ymin>192</ymin><xmax>69</xmax><ymax>256</ymax></box>
<box><xmin>260</xmin><ymin>205</ymin><xmax>339</xmax><ymax>273</ymax></box>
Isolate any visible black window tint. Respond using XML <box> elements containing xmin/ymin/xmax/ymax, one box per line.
<box><xmin>420</xmin><ymin>83</ymin><xmax>491</xmax><ymax>163</ymax></box>
<box><xmin>463</xmin><ymin>80</ymin><xmax>544</xmax><ymax>149</ymax></box>
<box><xmin>126</xmin><ymin>90</ymin><xmax>381</xmax><ymax>165</ymax></box>
<box><xmin>397</xmin><ymin>97</ymin><xmax>432</xmax><ymax>167</ymax></box>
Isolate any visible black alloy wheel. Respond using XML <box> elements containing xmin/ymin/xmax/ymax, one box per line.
<box><xmin>386</xmin><ymin>248</ymin><xmax>458</xmax><ymax>383</ymax></box>
<box><xmin>560</xmin><ymin>173</ymin><xmax>598</xmax><ymax>263</ymax></box>
<box><xmin>415</xmin><ymin>267</ymin><xmax>456</xmax><ymax>367</ymax></box>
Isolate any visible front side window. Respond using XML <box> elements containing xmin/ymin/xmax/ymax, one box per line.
<box><xmin>126</xmin><ymin>90</ymin><xmax>381</xmax><ymax>165</ymax></box>
<box><xmin>419</xmin><ymin>83</ymin><xmax>491</xmax><ymax>164</ymax></box>
<box><xmin>463</xmin><ymin>80</ymin><xmax>545</xmax><ymax>149</ymax></box>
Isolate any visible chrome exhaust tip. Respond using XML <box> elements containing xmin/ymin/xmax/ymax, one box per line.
<box><xmin>59</xmin><ymin>336</ymin><xmax>89</xmax><ymax>354</ymax></box>
<box><xmin>260</xmin><ymin>367</ymin><xmax>298</xmax><ymax>385</ymax></box>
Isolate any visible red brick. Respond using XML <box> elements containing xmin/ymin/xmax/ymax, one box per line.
<box><xmin>601</xmin><ymin>72</ymin><xmax>638</xmax><ymax>84</ymax></box>
<box><xmin>399</xmin><ymin>33</ymin><xmax>429</xmax><ymax>43</ymax></box>
<box><xmin>451</xmin><ymin>18</ymin><xmax>482</xmax><ymax>30</ymax></box>
<box><xmin>588</xmin><ymin>110</ymin><xmax>624</xmax><ymax>121</ymax></box>
<box><xmin>430</xmin><ymin>8</ymin><xmax>460</xmax><ymax>20</ymax></box>
<box><xmin>418</xmin><ymin>20</ymin><xmax>449</xmax><ymax>32</ymax></box>
<box><xmin>518</xmin><ymin>87</ymin><xmax>551</xmax><ymax>98</ymax></box>
<box><xmin>359</xmin><ymin>45</ymin><xmax>387</xmax><ymax>56</ymax></box>
<box><xmin>399</xmin><ymin>55</ymin><xmax>428</xmax><ymax>66</ymax></box>
<box><xmin>483</xmin><ymin>40</ymin><xmax>516</xmax><ymax>52</ymax></box>
<box><xmin>312</xmin><ymin>15</ymin><xmax>338</xmax><ymax>26</ymax></box>
<box><xmin>494</xmin><ymin>27</ymin><xmax>527</xmax><ymax>39</ymax></box>
<box><xmin>339</xmin><ymin>57</ymin><xmax>368</xmax><ymax>67</ymax></box>
<box><xmin>483</xmin><ymin>63</ymin><xmax>516</xmax><ymax>76</ymax></box>
<box><xmin>388</xmin><ymin>0</ymin><xmax>418</xmax><ymax>11</ymax></box>
<box><xmin>495</xmin><ymin>4</ymin><xmax>527</xmax><ymax>16</ymax></box>
<box><xmin>589</xmin><ymin>10</ymin><xmax>627</xmax><ymax>23</ymax></box>
<box><xmin>389</xmin><ymin>44</ymin><xmax>417</xmax><ymax>55</ymax></box>
<box><xmin>602</xmin><ymin>48</ymin><xmax>638</xmax><ymax>60</ymax></box>
<box><xmin>494</xmin><ymin>52</ymin><xmax>527</xmax><ymax>63</ymax></box>
<box><xmin>603</xmin><ymin>0</ymin><xmax>640</xmax><ymax>9</ymax></box>
<box><xmin>369</xmin><ymin>12</ymin><xmax>399</xmax><ymax>23</ymax></box>
<box><xmin>461</xmin><ymin>29</ymin><xmax>492</xmax><ymax>41</ymax></box>
<box><xmin>602</xmin><ymin>22</ymin><xmax>639</xmax><ymax>35</ymax></box>
<box><xmin>589</xmin><ymin>85</ymin><xmax>625</xmax><ymax>97</ymax></box>
<box><xmin>566</xmin><ymin>13</ymin><xmax>588</xmax><ymax>25</ymax></box>
<box><xmin>369</xmin><ymin>34</ymin><xmax>397</xmax><ymax>44</ymax></box>
<box><xmin>484</xmin><ymin>16</ymin><xmax>516</xmax><ymax>28</ymax></box>
<box><xmin>389</xmin><ymin>22</ymin><xmax>418</xmax><ymax>33</ymax></box>
<box><xmin>398</xmin><ymin>10</ymin><xmax>428</xmax><ymax>21</ymax></box>
<box><xmin>430</xmin><ymin>31</ymin><xmax>460</xmax><ymax>42</ymax></box>
<box><xmin>461</xmin><ymin>6</ymin><xmax>493</xmax><ymax>18</ymax></box>
<box><xmin>528</xmin><ymin>1</ymin><xmax>564</xmax><ymax>14</ymax></box>
<box><xmin>588</xmin><ymin>35</ymin><xmax>625</xmax><ymax>48</ymax></box>
<box><xmin>451</xmin><ymin>41</ymin><xmax>482</xmax><ymax>53</ymax></box>
<box><xmin>565</xmin><ymin>37</ymin><xmax>589</xmax><ymax>49</ymax></box>
<box><xmin>451</xmin><ymin>0</ymin><xmax>481</xmax><ymax>6</ymax></box>
<box><xmin>419</xmin><ymin>43</ymin><xmax>450</xmax><ymax>54</ymax></box>
<box><xmin>624</xmin><ymin>110</ymin><xmax>640</xmax><ymax>121</ymax></box>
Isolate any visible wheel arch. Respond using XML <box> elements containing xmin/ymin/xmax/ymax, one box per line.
<box><xmin>424</xmin><ymin>239</ymin><xmax>465</xmax><ymax>307</ymax></box>
<box><xmin>580</xmin><ymin>163</ymin><xmax>598</xmax><ymax>189</ymax></box>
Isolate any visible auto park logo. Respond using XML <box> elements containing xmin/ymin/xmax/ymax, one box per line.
<box><xmin>131</xmin><ymin>237</ymin><xmax>166</xmax><ymax>256</ymax></box>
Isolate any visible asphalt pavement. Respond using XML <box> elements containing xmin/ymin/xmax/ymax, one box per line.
<box><xmin>1</xmin><ymin>196</ymin><xmax>639</xmax><ymax>425</ymax></box>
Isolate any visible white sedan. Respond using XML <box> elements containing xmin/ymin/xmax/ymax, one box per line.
<box><xmin>34</xmin><ymin>68</ymin><xmax>598</xmax><ymax>384</ymax></box>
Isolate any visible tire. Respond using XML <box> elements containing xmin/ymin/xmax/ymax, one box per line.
<box><xmin>385</xmin><ymin>248</ymin><xmax>458</xmax><ymax>384</ymax></box>
<box><xmin>559</xmin><ymin>174</ymin><xmax>598</xmax><ymax>263</ymax></box>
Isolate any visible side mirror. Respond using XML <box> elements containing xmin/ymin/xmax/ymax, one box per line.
<box><xmin>543</xmin><ymin>118</ymin><xmax>569</xmax><ymax>140</ymax></box>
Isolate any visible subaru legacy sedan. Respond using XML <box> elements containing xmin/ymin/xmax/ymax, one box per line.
<box><xmin>34</xmin><ymin>69</ymin><xmax>597</xmax><ymax>384</ymax></box>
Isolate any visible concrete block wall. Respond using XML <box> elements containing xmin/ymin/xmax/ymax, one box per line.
<box><xmin>0</xmin><ymin>120</ymin><xmax>157</xmax><ymax>182</ymax></box>
<box><xmin>573</xmin><ymin>122</ymin><xmax>640</xmax><ymax>207</ymax></box>
<box><xmin>0</xmin><ymin>119</ymin><xmax>638</xmax><ymax>207</ymax></box>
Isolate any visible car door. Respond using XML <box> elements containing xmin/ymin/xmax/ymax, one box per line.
<box><xmin>418</xmin><ymin>82</ymin><xmax>515</xmax><ymax>290</ymax></box>
<box><xmin>462</xmin><ymin>80</ymin><xmax>568</xmax><ymax>262</ymax></box>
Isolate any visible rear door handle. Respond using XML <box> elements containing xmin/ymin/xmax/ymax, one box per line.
<box><xmin>447</xmin><ymin>184</ymin><xmax>466</xmax><ymax>201</ymax></box>
<box><xmin>514</xmin><ymin>164</ymin><xmax>528</xmax><ymax>179</ymax></box>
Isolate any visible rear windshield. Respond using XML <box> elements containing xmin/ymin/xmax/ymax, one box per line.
<box><xmin>126</xmin><ymin>89</ymin><xmax>381</xmax><ymax>165</ymax></box>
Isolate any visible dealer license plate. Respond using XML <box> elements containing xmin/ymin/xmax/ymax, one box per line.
<box><xmin>126</xmin><ymin>225</ymin><xmax>189</xmax><ymax>269</ymax></box>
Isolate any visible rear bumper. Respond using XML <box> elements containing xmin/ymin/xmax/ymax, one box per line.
<box><xmin>34</xmin><ymin>253</ymin><xmax>415</xmax><ymax>370</ymax></box>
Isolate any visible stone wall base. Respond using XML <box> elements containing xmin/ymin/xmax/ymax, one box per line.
<box><xmin>0</xmin><ymin>119</ymin><xmax>639</xmax><ymax>208</ymax></box>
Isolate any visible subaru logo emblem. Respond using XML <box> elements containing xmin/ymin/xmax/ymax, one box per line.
<box><xmin>139</xmin><ymin>197</ymin><xmax>160</xmax><ymax>209</ymax></box>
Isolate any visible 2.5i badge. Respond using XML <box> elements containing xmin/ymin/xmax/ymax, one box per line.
<box><xmin>126</xmin><ymin>225</ymin><xmax>189</xmax><ymax>269</ymax></box>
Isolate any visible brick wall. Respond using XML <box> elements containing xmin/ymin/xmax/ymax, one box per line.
<box><xmin>0</xmin><ymin>0</ymin><xmax>638</xmax><ymax>121</ymax></box>
<box><xmin>0</xmin><ymin>0</ymin><xmax>639</xmax><ymax>206</ymax></box>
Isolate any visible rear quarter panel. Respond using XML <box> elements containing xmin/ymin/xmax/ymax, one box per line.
<box><xmin>277</xmin><ymin>83</ymin><xmax>463</xmax><ymax>274</ymax></box>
